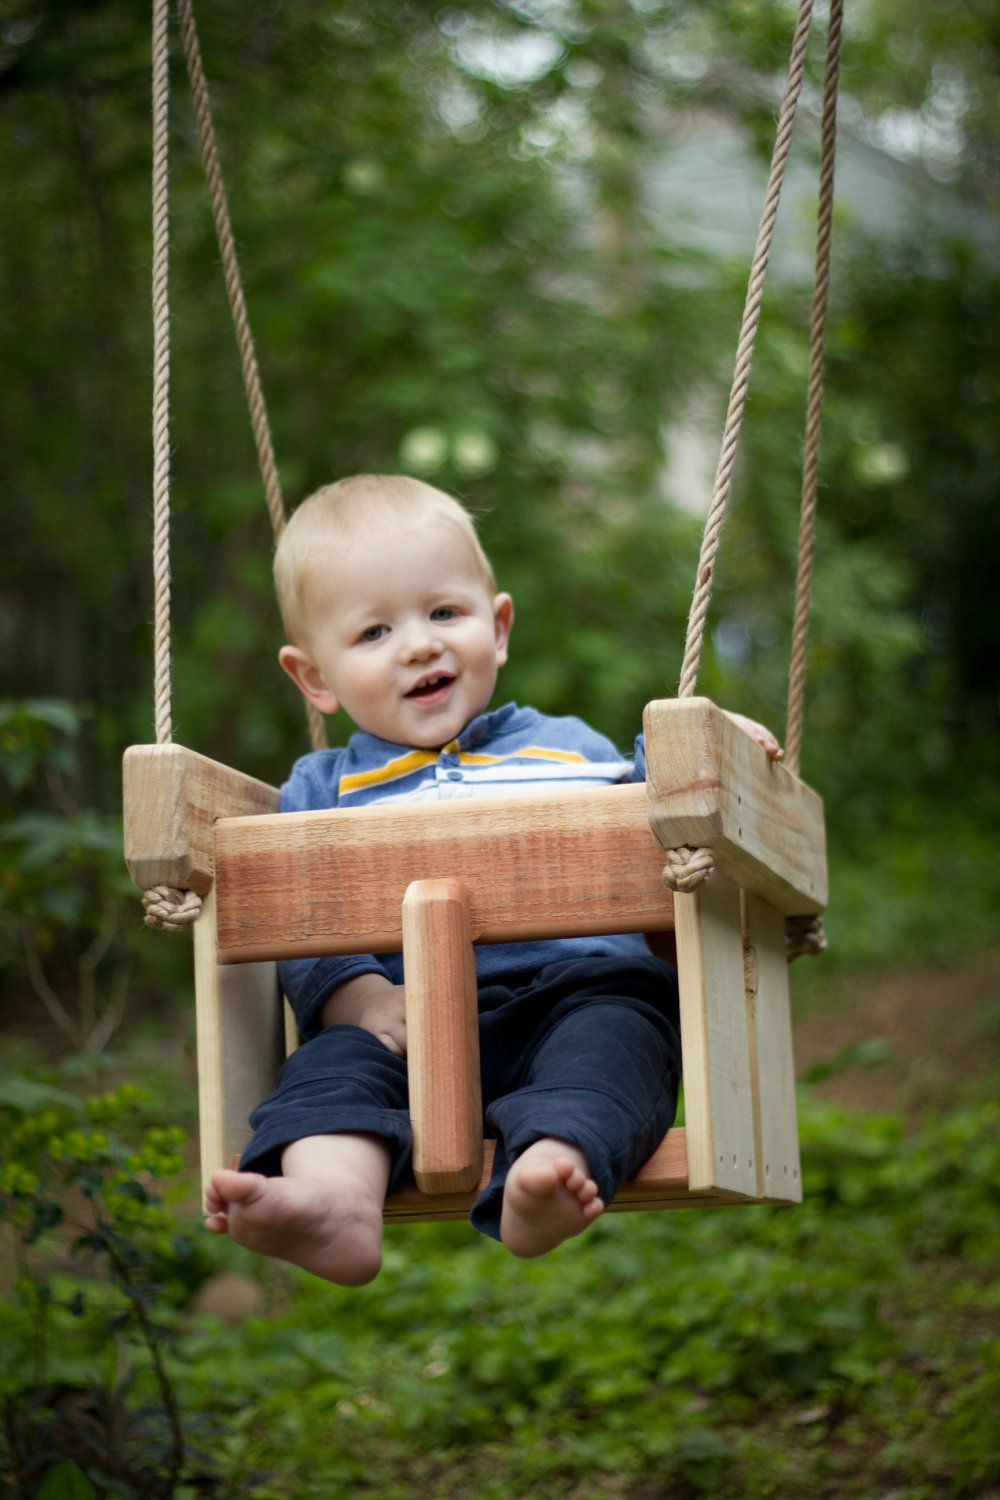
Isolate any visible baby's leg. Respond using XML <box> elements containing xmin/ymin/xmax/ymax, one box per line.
<box><xmin>478</xmin><ymin>958</ymin><xmax>681</xmax><ymax>1252</ymax></box>
<box><xmin>500</xmin><ymin>1137</ymin><xmax>604</xmax><ymax>1258</ymax></box>
<box><xmin>205</xmin><ymin>1132</ymin><xmax>390</xmax><ymax>1286</ymax></box>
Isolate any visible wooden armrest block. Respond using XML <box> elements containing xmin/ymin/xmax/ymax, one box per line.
<box><xmin>123</xmin><ymin>743</ymin><xmax>279</xmax><ymax>894</ymax></box>
<box><xmin>644</xmin><ymin>698</ymin><xmax>827</xmax><ymax>914</ymax></box>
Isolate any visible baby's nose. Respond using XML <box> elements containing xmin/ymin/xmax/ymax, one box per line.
<box><xmin>399</xmin><ymin>621</ymin><xmax>442</xmax><ymax>661</ymax></box>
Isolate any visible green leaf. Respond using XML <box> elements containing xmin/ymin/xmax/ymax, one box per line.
<box><xmin>36</xmin><ymin>1460</ymin><xmax>98</xmax><ymax>1500</ymax></box>
<box><xmin>0</xmin><ymin>1075</ymin><xmax>81</xmax><ymax>1112</ymax></box>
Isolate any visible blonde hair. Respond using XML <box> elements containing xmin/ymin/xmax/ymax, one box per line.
<box><xmin>274</xmin><ymin>474</ymin><xmax>496</xmax><ymax>645</ymax></box>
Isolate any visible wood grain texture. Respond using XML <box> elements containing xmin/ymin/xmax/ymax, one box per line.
<box><xmin>213</xmin><ymin>782</ymin><xmax>675</xmax><ymax>963</ymax></box>
<box><xmin>381</xmin><ymin>1128</ymin><xmax>758</xmax><ymax>1221</ymax></box>
<box><xmin>192</xmin><ymin>885</ymin><xmax>284</xmax><ymax>1192</ymax></box>
<box><xmin>743</xmin><ymin>891</ymin><xmax>802</xmax><ymax>1203</ymax></box>
<box><xmin>402</xmin><ymin>880</ymin><xmax>483</xmax><ymax>1194</ymax></box>
<box><xmin>674</xmin><ymin>874</ymin><xmax>759</xmax><ymax>1196</ymax></box>
<box><xmin>123</xmin><ymin>743</ymin><xmax>278</xmax><ymax>894</ymax></box>
<box><xmin>644</xmin><ymin>698</ymin><xmax>827</xmax><ymax>914</ymax></box>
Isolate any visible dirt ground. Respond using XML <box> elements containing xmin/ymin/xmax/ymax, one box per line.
<box><xmin>792</xmin><ymin>946</ymin><xmax>1000</xmax><ymax>1117</ymax></box>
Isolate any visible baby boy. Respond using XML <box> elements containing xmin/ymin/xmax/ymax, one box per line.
<box><xmin>205</xmin><ymin>475</ymin><xmax>780</xmax><ymax>1284</ymax></box>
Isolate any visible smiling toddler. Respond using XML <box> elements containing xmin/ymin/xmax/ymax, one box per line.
<box><xmin>205</xmin><ymin>475</ymin><xmax>780</xmax><ymax>1284</ymax></box>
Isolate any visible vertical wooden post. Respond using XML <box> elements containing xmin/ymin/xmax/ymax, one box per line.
<box><xmin>192</xmin><ymin>884</ymin><xmax>284</xmax><ymax>1189</ymax></box>
<box><xmin>674</xmin><ymin>872</ymin><xmax>759</xmax><ymax>1197</ymax></box>
<box><xmin>401</xmin><ymin>878</ymin><xmax>482</xmax><ymax>1194</ymax></box>
<box><xmin>742</xmin><ymin>891</ymin><xmax>802</xmax><ymax>1202</ymax></box>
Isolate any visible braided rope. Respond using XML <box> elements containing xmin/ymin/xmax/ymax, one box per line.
<box><xmin>144</xmin><ymin>0</ymin><xmax>326</xmax><ymax>931</ymax></box>
<box><xmin>142</xmin><ymin>885</ymin><xmax>203</xmax><ymax>930</ymax></box>
<box><xmin>175</xmin><ymin>0</ymin><xmax>327</xmax><ymax>753</ymax></box>
<box><xmin>175</xmin><ymin>0</ymin><xmax>283</xmax><ymax>540</ymax></box>
<box><xmin>786</xmin><ymin>913</ymin><xmax>827</xmax><ymax>961</ymax></box>
<box><xmin>784</xmin><ymin>0</ymin><xmax>842</xmax><ymax>776</ymax></box>
<box><xmin>151</xmin><ymin>0</ymin><xmax>173</xmax><ymax>746</ymax></box>
<box><xmin>677</xmin><ymin>0</ymin><xmax>815</xmax><ymax>700</ymax></box>
<box><xmin>661</xmin><ymin>845</ymin><xmax>716</xmax><ymax>894</ymax></box>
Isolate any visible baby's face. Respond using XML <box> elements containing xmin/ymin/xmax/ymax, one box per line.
<box><xmin>290</xmin><ymin>520</ymin><xmax>513</xmax><ymax>748</ymax></box>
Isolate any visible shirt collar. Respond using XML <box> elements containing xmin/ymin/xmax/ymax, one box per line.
<box><xmin>454</xmin><ymin>701</ymin><xmax>521</xmax><ymax>750</ymax></box>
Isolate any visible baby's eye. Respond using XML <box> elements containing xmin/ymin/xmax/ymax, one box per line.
<box><xmin>430</xmin><ymin>606</ymin><xmax>457</xmax><ymax>622</ymax></box>
<box><xmin>359</xmin><ymin>624</ymin><xmax>388</xmax><ymax>643</ymax></box>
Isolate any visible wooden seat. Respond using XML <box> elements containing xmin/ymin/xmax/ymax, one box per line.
<box><xmin>123</xmin><ymin>697</ymin><xmax>826</xmax><ymax>1218</ymax></box>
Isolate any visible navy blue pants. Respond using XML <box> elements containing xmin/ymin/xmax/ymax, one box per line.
<box><xmin>241</xmin><ymin>954</ymin><xmax>681</xmax><ymax>1240</ymax></box>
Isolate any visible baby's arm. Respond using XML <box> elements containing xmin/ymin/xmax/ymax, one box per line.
<box><xmin>726</xmin><ymin>711</ymin><xmax>783</xmax><ymax>761</ymax></box>
<box><xmin>318</xmin><ymin>973</ymin><xmax>407</xmax><ymax>1056</ymax></box>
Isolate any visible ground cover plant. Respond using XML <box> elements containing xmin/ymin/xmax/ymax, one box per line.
<box><xmin>2</xmin><ymin>1056</ymin><xmax>997</xmax><ymax>1498</ymax></box>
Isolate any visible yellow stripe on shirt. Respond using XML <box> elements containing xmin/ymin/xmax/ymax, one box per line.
<box><xmin>338</xmin><ymin>749</ymin><xmax>439</xmax><ymax>794</ymax></box>
<box><xmin>339</xmin><ymin>743</ymin><xmax>591</xmax><ymax>796</ymax></box>
<box><xmin>458</xmin><ymin>746</ymin><xmax>589</xmax><ymax>766</ymax></box>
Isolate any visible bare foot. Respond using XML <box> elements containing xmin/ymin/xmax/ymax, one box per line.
<box><xmin>499</xmin><ymin>1138</ymin><xmax>604</xmax><ymax>1258</ymax></box>
<box><xmin>204</xmin><ymin>1134</ymin><xmax>389</xmax><ymax>1286</ymax></box>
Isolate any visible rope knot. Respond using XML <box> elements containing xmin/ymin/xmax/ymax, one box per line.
<box><xmin>786</xmin><ymin>913</ymin><xmax>827</xmax><ymax>961</ymax></box>
<box><xmin>142</xmin><ymin>884</ymin><xmax>203</xmax><ymax>931</ymax></box>
<box><xmin>661</xmin><ymin>845</ymin><xmax>715</xmax><ymax>894</ymax></box>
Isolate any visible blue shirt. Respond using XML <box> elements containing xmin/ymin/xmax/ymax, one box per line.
<box><xmin>279</xmin><ymin>702</ymin><xmax>650</xmax><ymax>1036</ymax></box>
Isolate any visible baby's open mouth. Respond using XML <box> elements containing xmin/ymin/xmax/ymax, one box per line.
<box><xmin>405</xmin><ymin>673</ymin><xmax>454</xmax><ymax>700</ymax></box>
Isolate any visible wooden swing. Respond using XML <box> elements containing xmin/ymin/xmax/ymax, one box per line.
<box><xmin>125</xmin><ymin>0</ymin><xmax>839</xmax><ymax>1221</ymax></box>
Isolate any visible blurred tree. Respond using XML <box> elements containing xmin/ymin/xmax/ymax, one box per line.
<box><xmin>0</xmin><ymin>0</ymin><xmax>997</xmax><ymax>975</ymax></box>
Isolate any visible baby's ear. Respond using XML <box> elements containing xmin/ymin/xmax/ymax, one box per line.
<box><xmin>278</xmin><ymin>645</ymin><xmax>339</xmax><ymax>715</ymax></box>
<box><xmin>493</xmin><ymin>593</ymin><xmax>514</xmax><ymax>665</ymax></box>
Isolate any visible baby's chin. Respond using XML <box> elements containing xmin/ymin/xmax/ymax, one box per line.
<box><xmin>398</xmin><ymin>703</ymin><xmax>487</xmax><ymax>751</ymax></box>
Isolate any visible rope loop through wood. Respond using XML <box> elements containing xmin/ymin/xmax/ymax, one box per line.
<box><xmin>786</xmin><ymin>913</ymin><xmax>827</xmax><ymax>961</ymax></box>
<box><xmin>661</xmin><ymin>846</ymin><xmax>715</xmax><ymax>894</ymax></box>
<box><xmin>142</xmin><ymin>885</ymin><xmax>203</xmax><ymax>930</ymax></box>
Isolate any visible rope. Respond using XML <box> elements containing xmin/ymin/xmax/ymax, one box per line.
<box><xmin>664</xmin><ymin>2</ymin><xmax>836</xmax><ymax>967</ymax></box>
<box><xmin>784</xmin><ymin>0</ymin><xmax>842</xmax><ymax>777</ymax></box>
<box><xmin>174</xmin><ymin>0</ymin><xmax>284</xmax><ymax>542</ymax></box>
<box><xmin>175</xmin><ymin>0</ymin><xmax>325</xmax><ymax>753</ymax></box>
<box><xmin>786</xmin><ymin>913</ymin><xmax>827</xmax><ymax>961</ymax></box>
<box><xmin>142</xmin><ymin>885</ymin><xmax>203</xmax><ymax>931</ymax></box>
<box><xmin>661</xmin><ymin>845</ymin><xmax>716</xmax><ymax>893</ymax></box>
<box><xmin>144</xmin><ymin>0</ymin><xmax>323</xmax><ymax>931</ymax></box>
<box><xmin>677</xmin><ymin>0</ymin><xmax>815</xmax><ymax>700</ymax></box>
<box><xmin>664</xmin><ymin>0</ymin><xmax>818</xmax><ymax>917</ymax></box>
<box><xmin>151</xmin><ymin>0</ymin><xmax>173</xmax><ymax>746</ymax></box>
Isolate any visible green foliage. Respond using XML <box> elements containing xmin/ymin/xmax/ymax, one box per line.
<box><xmin>0</xmin><ymin>1076</ymin><xmax>214</xmax><ymax>1497</ymax></box>
<box><xmin>0</xmin><ymin>700</ymin><xmax>152</xmax><ymax>1053</ymax></box>
<box><xmin>170</xmin><ymin>1086</ymin><xmax>1000</xmax><ymax>1496</ymax></box>
<box><xmin>0</xmin><ymin>1070</ymin><xmax>997</xmax><ymax>1496</ymax></box>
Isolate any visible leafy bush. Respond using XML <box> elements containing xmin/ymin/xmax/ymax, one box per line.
<box><xmin>0</xmin><ymin>700</ymin><xmax>137</xmax><ymax>1052</ymax></box>
<box><xmin>0</xmin><ymin>1076</ymin><xmax>213</xmax><ymax>1498</ymax></box>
